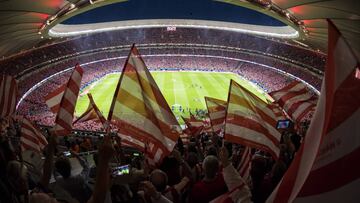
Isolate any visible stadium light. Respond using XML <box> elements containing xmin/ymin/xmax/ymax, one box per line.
<box><xmin>39</xmin><ymin>23</ymin><xmax>47</xmax><ymax>32</ymax></box>
<box><xmin>49</xmin><ymin>15</ymin><xmax>57</xmax><ymax>21</ymax></box>
<box><xmin>292</xmin><ymin>40</ymin><xmax>309</xmax><ymax>48</ymax></box>
<box><xmin>69</xmin><ymin>3</ymin><xmax>76</xmax><ymax>10</ymax></box>
<box><xmin>89</xmin><ymin>0</ymin><xmax>104</xmax><ymax>5</ymax></box>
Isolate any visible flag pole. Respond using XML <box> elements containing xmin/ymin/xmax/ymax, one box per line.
<box><xmin>222</xmin><ymin>79</ymin><xmax>234</xmax><ymax>146</ymax></box>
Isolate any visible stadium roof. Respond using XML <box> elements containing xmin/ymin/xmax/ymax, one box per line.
<box><xmin>0</xmin><ymin>0</ymin><xmax>359</xmax><ymax>59</ymax></box>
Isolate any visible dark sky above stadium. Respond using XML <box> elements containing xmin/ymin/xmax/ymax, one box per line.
<box><xmin>64</xmin><ymin>0</ymin><xmax>285</xmax><ymax>26</ymax></box>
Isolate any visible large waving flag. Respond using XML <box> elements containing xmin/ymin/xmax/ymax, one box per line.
<box><xmin>45</xmin><ymin>65</ymin><xmax>84</xmax><ymax>135</ymax></box>
<box><xmin>267</xmin><ymin>20</ymin><xmax>360</xmax><ymax>203</ymax></box>
<box><xmin>270</xmin><ymin>81</ymin><xmax>318</xmax><ymax>123</ymax></box>
<box><xmin>0</xmin><ymin>75</ymin><xmax>17</xmax><ymax>117</ymax></box>
<box><xmin>73</xmin><ymin>93</ymin><xmax>106</xmax><ymax>126</ymax></box>
<box><xmin>205</xmin><ymin>97</ymin><xmax>227</xmax><ymax>135</ymax></box>
<box><xmin>20</xmin><ymin>118</ymin><xmax>48</xmax><ymax>153</ymax></box>
<box><xmin>224</xmin><ymin>80</ymin><xmax>281</xmax><ymax>158</ymax></box>
<box><xmin>108</xmin><ymin>45</ymin><xmax>181</xmax><ymax>165</ymax></box>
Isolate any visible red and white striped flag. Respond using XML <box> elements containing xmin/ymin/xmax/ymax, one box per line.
<box><xmin>205</xmin><ymin>97</ymin><xmax>227</xmax><ymax>135</ymax></box>
<box><xmin>20</xmin><ymin>118</ymin><xmax>48</xmax><ymax>153</ymax></box>
<box><xmin>224</xmin><ymin>80</ymin><xmax>281</xmax><ymax>159</ymax></box>
<box><xmin>45</xmin><ymin>65</ymin><xmax>84</xmax><ymax>135</ymax></box>
<box><xmin>266</xmin><ymin>102</ymin><xmax>287</xmax><ymax>121</ymax></box>
<box><xmin>45</xmin><ymin>85</ymin><xmax>65</xmax><ymax>114</ymax></box>
<box><xmin>182</xmin><ymin>114</ymin><xmax>204</xmax><ymax>136</ymax></box>
<box><xmin>270</xmin><ymin>81</ymin><xmax>318</xmax><ymax>123</ymax></box>
<box><xmin>0</xmin><ymin>75</ymin><xmax>18</xmax><ymax>117</ymax></box>
<box><xmin>189</xmin><ymin>112</ymin><xmax>204</xmax><ymax>128</ymax></box>
<box><xmin>108</xmin><ymin>45</ymin><xmax>181</xmax><ymax>166</ymax></box>
<box><xmin>267</xmin><ymin>20</ymin><xmax>360</xmax><ymax>203</ymax></box>
<box><xmin>237</xmin><ymin>146</ymin><xmax>252</xmax><ymax>180</ymax></box>
<box><xmin>73</xmin><ymin>93</ymin><xmax>107</xmax><ymax>126</ymax></box>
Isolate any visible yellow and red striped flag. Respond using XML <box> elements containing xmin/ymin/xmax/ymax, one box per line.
<box><xmin>224</xmin><ymin>80</ymin><xmax>281</xmax><ymax>159</ymax></box>
<box><xmin>205</xmin><ymin>96</ymin><xmax>227</xmax><ymax>135</ymax></box>
<box><xmin>45</xmin><ymin>64</ymin><xmax>83</xmax><ymax>135</ymax></box>
<box><xmin>108</xmin><ymin>45</ymin><xmax>181</xmax><ymax>165</ymax></box>
<box><xmin>0</xmin><ymin>75</ymin><xmax>18</xmax><ymax>117</ymax></box>
<box><xmin>73</xmin><ymin>93</ymin><xmax>107</xmax><ymax>126</ymax></box>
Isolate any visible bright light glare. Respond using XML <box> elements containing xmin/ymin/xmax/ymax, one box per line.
<box><xmin>49</xmin><ymin>20</ymin><xmax>299</xmax><ymax>39</ymax></box>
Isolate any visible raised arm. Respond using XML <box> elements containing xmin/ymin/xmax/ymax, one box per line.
<box><xmin>219</xmin><ymin>147</ymin><xmax>252</xmax><ymax>203</ymax></box>
<box><xmin>88</xmin><ymin>135</ymin><xmax>114</xmax><ymax>203</ymax></box>
<box><xmin>39</xmin><ymin>133</ymin><xmax>57</xmax><ymax>189</ymax></box>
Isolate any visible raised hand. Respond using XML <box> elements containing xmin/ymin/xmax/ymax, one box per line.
<box><xmin>140</xmin><ymin>181</ymin><xmax>161</xmax><ymax>200</ymax></box>
<box><xmin>98</xmin><ymin>135</ymin><xmax>115</xmax><ymax>163</ymax></box>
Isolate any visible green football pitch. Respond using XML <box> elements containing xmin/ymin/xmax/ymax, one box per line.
<box><xmin>75</xmin><ymin>71</ymin><xmax>270</xmax><ymax>121</ymax></box>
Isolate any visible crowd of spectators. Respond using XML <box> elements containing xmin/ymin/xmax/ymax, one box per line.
<box><xmin>0</xmin><ymin>27</ymin><xmax>325</xmax><ymax>77</ymax></box>
<box><xmin>12</xmin><ymin>43</ymin><xmax>322</xmax><ymax>98</ymax></box>
<box><xmin>17</xmin><ymin>59</ymin><xmax>125</xmax><ymax>126</ymax></box>
<box><xmin>16</xmin><ymin>54</ymin><xmax>320</xmax><ymax>130</ymax></box>
<box><xmin>0</xmin><ymin>115</ymin><xmax>302</xmax><ymax>203</ymax></box>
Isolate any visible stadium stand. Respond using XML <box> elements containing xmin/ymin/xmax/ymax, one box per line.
<box><xmin>0</xmin><ymin>22</ymin><xmax>345</xmax><ymax>203</ymax></box>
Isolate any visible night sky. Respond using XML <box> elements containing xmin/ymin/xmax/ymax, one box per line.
<box><xmin>64</xmin><ymin>0</ymin><xmax>284</xmax><ymax>26</ymax></box>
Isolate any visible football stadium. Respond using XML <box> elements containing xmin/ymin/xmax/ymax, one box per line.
<box><xmin>75</xmin><ymin>71</ymin><xmax>269</xmax><ymax>120</ymax></box>
<box><xmin>0</xmin><ymin>0</ymin><xmax>359</xmax><ymax>203</ymax></box>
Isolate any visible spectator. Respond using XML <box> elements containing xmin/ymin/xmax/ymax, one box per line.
<box><xmin>189</xmin><ymin>155</ymin><xmax>227</xmax><ymax>203</ymax></box>
<box><xmin>52</xmin><ymin>152</ymin><xmax>92</xmax><ymax>203</ymax></box>
<box><xmin>149</xmin><ymin>169</ymin><xmax>190</xmax><ymax>203</ymax></box>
